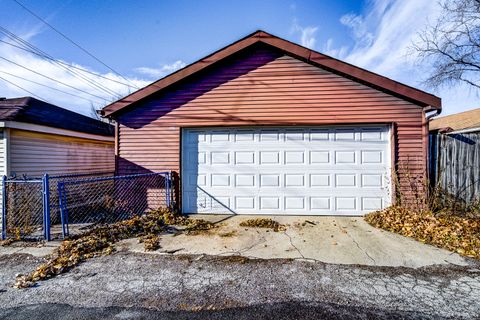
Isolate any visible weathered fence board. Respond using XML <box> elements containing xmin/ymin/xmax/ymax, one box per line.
<box><xmin>430</xmin><ymin>132</ymin><xmax>480</xmax><ymax>203</ymax></box>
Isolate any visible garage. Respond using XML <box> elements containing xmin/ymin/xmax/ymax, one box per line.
<box><xmin>100</xmin><ymin>30</ymin><xmax>441</xmax><ymax>216</ymax></box>
<box><xmin>182</xmin><ymin>126</ymin><xmax>391</xmax><ymax>215</ymax></box>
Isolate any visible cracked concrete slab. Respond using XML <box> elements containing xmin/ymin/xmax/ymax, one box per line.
<box><xmin>0</xmin><ymin>241</ymin><xmax>60</xmax><ymax>257</ymax></box>
<box><xmin>0</xmin><ymin>216</ymin><xmax>471</xmax><ymax>269</ymax></box>
<box><xmin>117</xmin><ymin>216</ymin><xmax>470</xmax><ymax>268</ymax></box>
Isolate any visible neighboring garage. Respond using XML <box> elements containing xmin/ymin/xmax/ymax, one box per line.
<box><xmin>100</xmin><ymin>30</ymin><xmax>442</xmax><ymax>216</ymax></box>
<box><xmin>0</xmin><ymin>96</ymin><xmax>114</xmax><ymax>177</ymax></box>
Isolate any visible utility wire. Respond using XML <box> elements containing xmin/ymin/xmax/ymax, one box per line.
<box><xmin>0</xmin><ymin>26</ymin><xmax>124</xmax><ymax>97</ymax></box>
<box><xmin>0</xmin><ymin>69</ymin><xmax>103</xmax><ymax>104</ymax></box>
<box><xmin>0</xmin><ymin>26</ymin><xmax>120</xmax><ymax>97</ymax></box>
<box><xmin>0</xmin><ymin>74</ymin><xmax>45</xmax><ymax>100</ymax></box>
<box><xmin>12</xmin><ymin>0</ymin><xmax>138</xmax><ymax>89</ymax></box>
<box><xmin>0</xmin><ymin>55</ymin><xmax>110</xmax><ymax>101</ymax></box>
<box><xmin>0</xmin><ymin>38</ymin><xmax>139</xmax><ymax>88</ymax></box>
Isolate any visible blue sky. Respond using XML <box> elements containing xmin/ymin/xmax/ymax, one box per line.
<box><xmin>0</xmin><ymin>0</ymin><xmax>478</xmax><ymax>116</ymax></box>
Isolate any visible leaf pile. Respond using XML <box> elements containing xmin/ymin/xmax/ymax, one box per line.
<box><xmin>14</xmin><ymin>208</ymin><xmax>217</xmax><ymax>288</ymax></box>
<box><xmin>139</xmin><ymin>234</ymin><xmax>160</xmax><ymax>251</ymax></box>
<box><xmin>365</xmin><ymin>206</ymin><xmax>480</xmax><ymax>259</ymax></box>
<box><xmin>239</xmin><ymin>218</ymin><xmax>286</xmax><ymax>232</ymax></box>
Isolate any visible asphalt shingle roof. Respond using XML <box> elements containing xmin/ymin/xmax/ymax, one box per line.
<box><xmin>0</xmin><ymin>97</ymin><xmax>113</xmax><ymax>136</ymax></box>
<box><xmin>430</xmin><ymin>108</ymin><xmax>480</xmax><ymax>132</ymax></box>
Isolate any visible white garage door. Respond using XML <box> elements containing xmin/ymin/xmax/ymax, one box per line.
<box><xmin>181</xmin><ymin>126</ymin><xmax>391</xmax><ymax>216</ymax></box>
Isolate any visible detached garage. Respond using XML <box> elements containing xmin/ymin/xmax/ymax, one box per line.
<box><xmin>101</xmin><ymin>31</ymin><xmax>442</xmax><ymax>216</ymax></box>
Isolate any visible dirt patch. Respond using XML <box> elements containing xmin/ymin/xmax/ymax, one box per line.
<box><xmin>218</xmin><ymin>231</ymin><xmax>237</xmax><ymax>238</ymax></box>
<box><xmin>221</xmin><ymin>255</ymin><xmax>253</xmax><ymax>264</ymax></box>
<box><xmin>365</xmin><ymin>206</ymin><xmax>480</xmax><ymax>259</ymax></box>
<box><xmin>239</xmin><ymin>218</ymin><xmax>286</xmax><ymax>232</ymax></box>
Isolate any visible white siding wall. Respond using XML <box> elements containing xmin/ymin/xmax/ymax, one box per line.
<box><xmin>9</xmin><ymin>129</ymin><xmax>114</xmax><ymax>177</ymax></box>
<box><xmin>0</xmin><ymin>129</ymin><xmax>5</xmax><ymax>215</ymax></box>
<box><xmin>0</xmin><ymin>129</ymin><xmax>6</xmax><ymax>176</ymax></box>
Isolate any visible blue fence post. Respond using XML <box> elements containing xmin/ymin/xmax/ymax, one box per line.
<box><xmin>1</xmin><ymin>175</ymin><xmax>7</xmax><ymax>240</ymax></box>
<box><xmin>166</xmin><ymin>171</ymin><xmax>172</xmax><ymax>208</ymax></box>
<box><xmin>42</xmin><ymin>174</ymin><xmax>51</xmax><ymax>241</ymax></box>
<box><xmin>166</xmin><ymin>172</ymin><xmax>171</xmax><ymax>208</ymax></box>
<box><xmin>57</xmin><ymin>181</ymin><xmax>68</xmax><ymax>238</ymax></box>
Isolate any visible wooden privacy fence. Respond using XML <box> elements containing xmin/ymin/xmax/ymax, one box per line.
<box><xmin>429</xmin><ymin>131</ymin><xmax>480</xmax><ymax>204</ymax></box>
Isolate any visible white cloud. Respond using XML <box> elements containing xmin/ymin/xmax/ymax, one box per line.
<box><xmin>325</xmin><ymin>0</ymin><xmax>479</xmax><ymax>115</ymax></box>
<box><xmin>291</xmin><ymin>19</ymin><xmax>318</xmax><ymax>49</ymax></box>
<box><xmin>322</xmin><ymin>38</ymin><xmax>348</xmax><ymax>60</ymax></box>
<box><xmin>339</xmin><ymin>13</ymin><xmax>373</xmax><ymax>48</ymax></box>
<box><xmin>0</xmin><ymin>34</ymin><xmax>184</xmax><ymax>117</ymax></box>
<box><xmin>135</xmin><ymin>60</ymin><xmax>186</xmax><ymax>79</ymax></box>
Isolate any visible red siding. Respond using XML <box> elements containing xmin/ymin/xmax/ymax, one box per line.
<box><xmin>117</xmin><ymin>45</ymin><xmax>427</xmax><ymax>202</ymax></box>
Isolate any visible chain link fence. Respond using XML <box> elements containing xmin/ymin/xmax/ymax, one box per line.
<box><xmin>49</xmin><ymin>172</ymin><xmax>114</xmax><ymax>226</ymax></box>
<box><xmin>1</xmin><ymin>172</ymin><xmax>115</xmax><ymax>241</ymax></box>
<box><xmin>1</xmin><ymin>177</ymin><xmax>44</xmax><ymax>240</ymax></box>
<box><xmin>59</xmin><ymin>172</ymin><xmax>171</xmax><ymax>237</ymax></box>
<box><xmin>0</xmin><ymin>171</ymin><xmax>171</xmax><ymax>241</ymax></box>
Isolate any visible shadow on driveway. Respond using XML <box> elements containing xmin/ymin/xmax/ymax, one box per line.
<box><xmin>0</xmin><ymin>301</ymin><xmax>444</xmax><ymax>320</ymax></box>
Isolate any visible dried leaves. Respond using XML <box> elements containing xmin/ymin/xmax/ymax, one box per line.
<box><xmin>0</xmin><ymin>238</ymin><xmax>15</xmax><ymax>246</ymax></box>
<box><xmin>13</xmin><ymin>208</ymin><xmax>217</xmax><ymax>289</ymax></box>
<box><xmin>15</xmin><ymin>232</ymin><xmax>114</xmax><ymax>288</ymax></box>
<box><xmin>139</xmin><ymin>234</ymin><xmax>160</xmax><ymax>251</ymax></box>
<box><xmin>365</xmin><ymin>206</ymin><xmax>480</xmax><ymax>259</ymax></box>
<box><xmin>239</xmin><ymin>218</ymin><xmax>286</xmax><ymax>232</ymax></box>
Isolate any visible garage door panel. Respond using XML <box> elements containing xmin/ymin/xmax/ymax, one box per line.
<box><xmin>185</xmin><ymin>172</ymin><xmax>390</xmax><ymax>190</ymax></box>
<box><xmin>184</xmin><ymin>194</ymin><xmax>386</xmax><ymax>214</ymax></box>
<box><xmin>182</xmin><ymin>126</ymin><xmax>391</xmax><ymax>215</ymax></box>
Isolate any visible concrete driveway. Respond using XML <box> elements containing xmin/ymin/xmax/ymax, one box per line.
<box><xmin>0</xmin><ymin>216</ymin><xmax>478</xmax><ymax>319</ymax></box>
<box><xmin>119</xmin><ymin>215</ymin><xmax>468</xmax><ymax>268</ymax></box>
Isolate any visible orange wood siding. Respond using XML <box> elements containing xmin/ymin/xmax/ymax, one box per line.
<box><xmin>117</xmin><ymin>45</ymin><xmax>427</xmax><ymax>200</ymax></box>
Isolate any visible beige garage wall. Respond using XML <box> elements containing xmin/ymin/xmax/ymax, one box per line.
<box><xmin>9</xmin><ymin>129</ymin><xmax>114</xmax><ymax>177</ymax></box>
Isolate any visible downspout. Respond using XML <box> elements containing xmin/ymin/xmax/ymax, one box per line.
<box><xmin>424</xmin><ymin>106</ymin><xmax>441</xmax><ymax>188</ymax></box>
<box><xmin>425</xmin><ymin>107</ymin><xmax>441</xmax><ymax>121</ymax></box>
<box><xmin>97</xmin><ymin>109</ymin><xmax>118</xmax><ymax>175</ymax></box>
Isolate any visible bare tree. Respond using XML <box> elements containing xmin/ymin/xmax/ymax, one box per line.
<box><xmin>413</xmin><ymin>0</ymin><xmax>480</xmax><ymax>90</ymax></box>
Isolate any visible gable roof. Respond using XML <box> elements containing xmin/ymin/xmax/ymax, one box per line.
<box><xmin>429</xmin><ymin>108</ymin><xmax>480</xmax><ymax>132</ymax></box>
<box><xmin>101</xmin><ymin>30</ymin><xmax>442</xmax><ymax>117</ymax></box>
<box><xmin>0</xmin><ymin>97</ymin><xmax>114</xmax><ymax>136</ymax></box>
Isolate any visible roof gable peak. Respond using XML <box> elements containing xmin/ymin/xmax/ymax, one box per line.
<box><xmin>101</xmin><ymin>30</ymin><xmax>441</xmax><ymax>117</ymax></box>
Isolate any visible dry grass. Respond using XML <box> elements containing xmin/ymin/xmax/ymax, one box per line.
<box><xmin>239</xmin><ymin>218</ymin><xmax>286</xmax><ymax>232</ymax></box>
<box><xmin>365</xmin><ymin>206</ymin><xmax>480</xmax><ymax>259</ymax></box>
